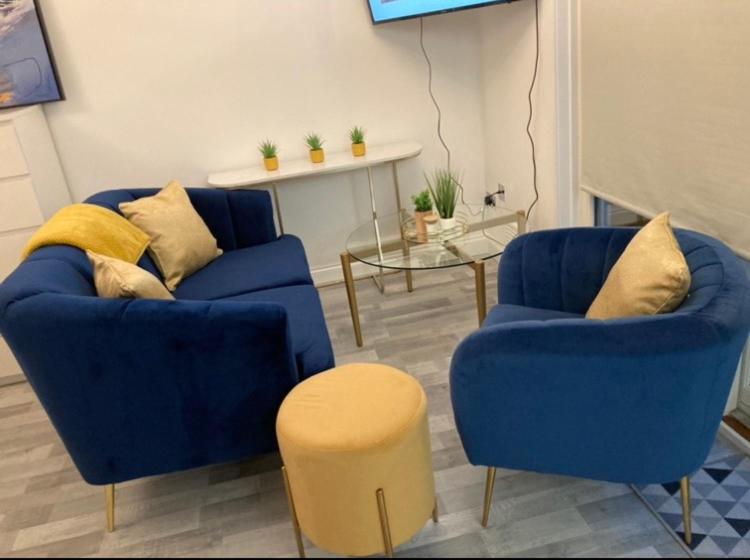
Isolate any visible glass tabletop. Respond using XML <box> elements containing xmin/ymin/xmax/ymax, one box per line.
<box><xmin>346</xmin><ymin>205</ymin><xmax>523</xmax><ymax>271</ymax></box>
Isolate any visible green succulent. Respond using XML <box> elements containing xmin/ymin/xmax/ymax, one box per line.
<box><xmin>305</xmin><ymin>133</ymin><xmax>325</xmax><ymax>151</ymax></box>
<box><xmin>258</xmin><ymin>140</ymin><xmax>278</xmax><ymax>159</ymax></box>
<box><xmin>426</xmin><ymin>168</ymin><xmax>459</xmax><ymax>219</ymax></box>
<box><xmin>350</xmin><ymin>126</ymin><xmax>365</xmax><ymax>145</ymax></box>
<box><xmin>411</xmin><ymin>190</ymin><xmax>433</xmax><ymax>212</ymax></box>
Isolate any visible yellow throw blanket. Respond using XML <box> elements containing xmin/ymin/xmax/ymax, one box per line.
<box><xmin>22</xmin><ymin>204</ymin><xmax>150</xmax><ymax>264</ymax></box>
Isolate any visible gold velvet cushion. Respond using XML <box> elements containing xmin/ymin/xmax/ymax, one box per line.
<box><xmin>276</xmin><ymin>363</ymin><xmax>436</xmax><ymax>557</ymax></box>
<box><xmin>586</xmin><ymin>212</ymin><xmax>691</xmax><ymax>320</ymax></box>
<box><xmin>87</xmin><ymin>251</ymin><xmax>173</xmax><ymax>300</ymax></box>
<box><xmin>119</xmin><ymin>181</ymin><xmax>222</xmax><ymax>291</ymax></box>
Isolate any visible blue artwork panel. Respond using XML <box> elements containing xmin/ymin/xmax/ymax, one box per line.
<box><xmin>0</xmin><ymin>0</ymin><xmax>63</xmax><ymax>109</ymax></box>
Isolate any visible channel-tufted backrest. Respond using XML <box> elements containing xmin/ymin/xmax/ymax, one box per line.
<box><xmin>499</xmin><ymin>227</ymin><xmax>747</xmax><ymax>328</ymax></box>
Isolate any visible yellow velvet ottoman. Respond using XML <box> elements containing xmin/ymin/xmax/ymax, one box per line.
<box><xmin>276</xmin><ymin>363</ymin><xmax>437</xmax><ymax>558</ymax></box>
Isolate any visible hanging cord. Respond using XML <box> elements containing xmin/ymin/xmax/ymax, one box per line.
<box><xmin>419</xmin><ymin>17</ymin><xmax>484</xmax><ymax>216</ymax></box>
<box><xmin>525</xmin><ymin>0</ymin><xmax>541</xmax><ymax>225</ymax></box>
<box><xmin>419</xmin><ymin>17</ymin><xmax>451</xmax><ymax>171</ymax></box>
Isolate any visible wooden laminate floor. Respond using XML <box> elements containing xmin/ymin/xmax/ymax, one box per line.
<box><xmin>0</xmin><ymin>261</ymin><xmax>694</xmax><ymax>557</ymax></box>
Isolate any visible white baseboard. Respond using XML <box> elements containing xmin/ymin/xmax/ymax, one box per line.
<box><xmin>719</xmin><ymin>421</ymin><xmax>750</xmax><ymax>455</ymax></box>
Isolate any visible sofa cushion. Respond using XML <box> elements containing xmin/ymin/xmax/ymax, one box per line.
<box><xmin>222</xmin><ymin>285</ymin><xmax>334</xmax><ymax>379</ymax></box>
<box><xmin>484</xmin><ymin>304</ymin><xmax>582</xmax><ymax>328</ymax></box>
<box><xmin>87</xmin><ymin>251</ymin><xmax>173</xmax><ymax>300</ymax></box>
<box><xmin>119</xmin><ymin>181</ymin><xmax>223</xmax><ymax>291</ymax></box>
<box><xmin>174</xmin><ymin>235</ymin><xmax>313</xmax><ymax>300</ymax></box>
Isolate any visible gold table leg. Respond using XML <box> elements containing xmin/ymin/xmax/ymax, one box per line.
<box><xmin>282</xmin><ymin>467</ymin><xmax>306</xmax><ymax>558</ymax></box>
<box><xmin>432</xmin><ymin>499</ymin><xmax>439</xmax><ymax>523</ymax></box>
<box><xmin>470</xmin><ymin>260</ymin><xmax>487</xmax><ymax>326</ymax></box>
<box><xmin>340</xmin><ymin>252</ymin><xmax>363</xmax><ymax>348</ymax></box>
<box><xmin>402</xmin><ymin>241</ymin><xmax>414</xmax><ymax>293</ymax></box>
<box><xmin>680</xmin><ymin>476</ymin><xmax>692</xmax><ymax>546</ymax></box>
<box><xmin>481</xmin><ymin>467</ymin><xmax>496</xmax><ymax>528</ymax></box>
<box><xmin>376</xmin><ymin>488</ymin><xmax>395</xmax><ymax>558</ymax></box>
<box><xmin>105</xmin><ymin>484</ymin><xmax>115</xmax><ymax>532</ymax></box>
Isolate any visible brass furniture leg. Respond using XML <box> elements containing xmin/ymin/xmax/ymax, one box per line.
<box><xmin>340</xmin><ymin>252</ymin><xmax>363</xmax><ymax>347</ymax></box>
<box><xmin>376</xmin><ymin>488</ymin><xmax>395</xmax><ymax>558</ymax></box>
<box><xmin>470</xmin><ymin>260</ymin><xmax>488</xmax><ymax>326</ymax></box>
<box><xmin>402</xmin><ymin>241</ymin><xmax>414</xmax><ymax>293</ymax></box>
<box><xmin>680</xmin><ymin>476</ymin><xmax>692</xmax><ymax>546</ymax></box>
<box><xmin>516</xmin><ymin>209</ymin><xmax>527</xmax><ymax>235</ymax></box>
<box><xmin>282</xmin><ymin>466</ymin><xmax>306</xmax><ymax>558</ymax></box>
<box><xmin>432</xmin><ymin>499</ymin><xmax>439</xmax><ymax>523</ymax></box>
<box><xmin>481</xmin><ymin>467</ymin><xmax>496</xmax><ymax>528</ymax></box>
<box><xmin>105</xmin><ymin>484</ymin><xmax>115</xmax><ymax>532</ymax></box>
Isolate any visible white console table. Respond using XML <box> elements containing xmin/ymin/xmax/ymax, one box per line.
<box><xmin>207</xmin><ymin>141</ymin><xmax>422</xmax><ymax>235</ymax></box>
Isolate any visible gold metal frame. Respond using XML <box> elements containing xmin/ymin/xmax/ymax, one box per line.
<box><xmin>481</xmin><ymin>467</ymin><xmax>496</xmax><ymax>528</ymax></box>
<box><xmin>681</xmin><ymin>476</ymin><xmax>692</xmax><ymax>546</ymax></box>
<box><xmin>105</xmin><ymin>484</ymin><xmax>115</xmax><ymax>532</ymax></box>
<box><xmin>281</xmin><ymin>467</ymin><xmax>306</xmax><ymax>558</ymax></box>
<box><xmin>480</xmin><ymin>468</ymin><xmax>694</xmax><ymax>548</ymax></box>
<box><xmin>376</xmin><ymin>488</ymin><xmax>395</xmax><ymax>558</ymax></box>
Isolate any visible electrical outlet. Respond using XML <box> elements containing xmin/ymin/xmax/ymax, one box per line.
<box><xmin>496</xmin><ymin>182</ymin><xmax>506</xmax><ymax>202</ymax></box>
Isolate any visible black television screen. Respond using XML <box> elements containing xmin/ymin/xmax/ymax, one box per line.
<box><xmin>368</xmin><ymin>0</ymin><xmax>513</xmax><ymax>24</ymax></box>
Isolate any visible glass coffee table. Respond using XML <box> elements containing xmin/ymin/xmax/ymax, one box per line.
<box><xmin>340</xmin><ymin>205</ymin><xmax>527</xmax><ymax>347</ymax></box>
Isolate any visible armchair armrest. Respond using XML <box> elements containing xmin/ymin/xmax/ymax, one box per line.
<box><xmin>450</xmin><ymin>313</ymin><xmax>741</xmax><ymax>484</ymax></box>
<box><xmin>2</xmin><ymin>294</ymin><xmax>299</xmax><ymax>485</ymax></box>
<box><xmin>499</xmin><ymin>228</ymin><xmax>638</xmax><ymax>314</ymax></box>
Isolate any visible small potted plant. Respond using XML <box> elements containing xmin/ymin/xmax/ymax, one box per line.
<box><xmin>305</xmin><ymin>133</ymin><xmax>325</xmax><ymax>164</ymax></box>
<box><xmin>426</xmin><ymin>168</ymin><xmax>460</xmax><ymax>231</ymax></box>
<box><xmin>411</xmin><ymin>189</ymin><xmax>433</xmax><ymax>240</ymax></box>
<box><xmin>350</xmin><ymin>126</ymin><xmax>366</xmax><ymax>157</ymax></box>
<box><xmin>259</xmin><ymin>140</ymin><xmax>279</xmax><ymax>172</ymax></box>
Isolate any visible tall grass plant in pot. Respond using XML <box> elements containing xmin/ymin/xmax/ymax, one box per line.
<box><xmin>426</xmin><ymin>169</ymin><xmax>460</xmax><ymax>231</ymax></box>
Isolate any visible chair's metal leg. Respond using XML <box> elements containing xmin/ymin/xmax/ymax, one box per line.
<box><xmin>481</xmin><ymin>467</ymin><xmax>496</xmax><ymax>528</ymax></box>
<box><xmin>432</xmin><ymin>498</ymin><xmax>439</xmax><ymax>523</ymax></box>
<box><xmin>105</xmin><ymin>484</ymin><xmax>115</xmax><ymax>532</ymax></box>
<box><xmin>376</xmin><ymin>488</ymin><xmax>395</xmax><ymax>558</ymax></box>
<box><xmin>680</xmin><ymin>476</ymin><xmax>692</xmax><ymax>546</ymax></box>
<box><xmin>282</xmin><ymin>466</ymin><xmax>306</xmax><ymax>558</ymax></box>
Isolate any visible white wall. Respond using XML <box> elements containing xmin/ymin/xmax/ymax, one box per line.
<box><xmin>38</xmin><ymin>0</ymin><xmax>559</xmax><ymax>277</ymax></box>
<box><xmin>39</xmin><ymin>0</ymin><xmax>498</xmax><ymax>277</ymax></box>
<box><xmin>478</xmin><ymin>0</ymin><xmax>558</xmax><ymax>231</ymax></box>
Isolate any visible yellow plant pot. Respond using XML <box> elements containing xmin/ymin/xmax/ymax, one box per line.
<box><xmin>264</xmin><ymin>156</ymin><xmax>279</xmax><ymax>172</ymax></box>
<box><xmin>310</xmin><ymin>149</ymin><xmax>325</xmax><ymax>164</ymax></box>
<box><xmin>352</xmin><ymin>142</ymin><xmax>366</xmax><ymax>157</ymax></box>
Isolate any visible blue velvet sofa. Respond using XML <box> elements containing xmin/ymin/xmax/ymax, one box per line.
<box><xmin>0</xmin><ymin>188</ymin><xmax>334</xmax><ymax>504</ymax></box>
<box><xmin>450</xmin><ymin>227</ymin><xmax>750</xmax><ymax>542</ymax></box>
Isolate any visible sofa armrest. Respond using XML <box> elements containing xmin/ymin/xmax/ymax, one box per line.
<box><xmin>2</xmin><ymin>294</ymin><xmax>299</xmax><ymax>485</ymax></box>
<box><xmin>450</xmin><ymin>313</ymin><xmax>739</xmax><ymax>484</ymax></box>
<box><xmin>499</xmin><ymin>228</ymin><xmax>639</xmax><ymax>314</ymax></box>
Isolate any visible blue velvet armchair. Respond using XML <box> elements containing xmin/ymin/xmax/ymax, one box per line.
<box><xmin>450</xmin><ymin>227</ymin><xmax>750</xmax><ymax>544</ymax></box>
<box><xmin>0</xmin><ymin>188</ymin><xmax>334</xmax><ymax>531</ymax></box>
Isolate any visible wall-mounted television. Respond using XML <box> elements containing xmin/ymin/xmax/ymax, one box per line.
<box><xmin>368</xmin><ymin>0</ymin><xmax>514</xmax><ymax>24</ymax></box>
<box><xmin>0</xmin><ymin>0</ymin><xmax>64</xmax><ymax>110</ymax></box>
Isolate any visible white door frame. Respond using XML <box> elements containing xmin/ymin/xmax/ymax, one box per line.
<box><xmin>554</xmin><ymin>0</ymin><xmax>577</xmax><ymax>227</ymax></box>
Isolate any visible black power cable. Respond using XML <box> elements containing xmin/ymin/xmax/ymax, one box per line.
<box><xmin>419</xmin><ymin>0</ymin><xmax>540</xmax><ymax>225</ymax></box>
<box><xmin>525</xmin><ymin>0</ymin><xmax>541</xmax><ymax>224</ymax></box>
<box><xmin>419</xmin><ymin>17</ymin><xmax>451</xmax><ymax>171</ymax></box>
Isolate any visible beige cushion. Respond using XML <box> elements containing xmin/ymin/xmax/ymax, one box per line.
<box><xmin>87</xmin><ymin>251</ymin><xmax>174</xmax><ymax>300</ymax></box>
<box><xmin>119</xmin><ymin>181</ymin><xmax>222</xmax><ymax>291</ymax></box>
<box><xmin>586</xmin><ymin>212</ymin><xmax>691</xmax><ymax>320</ymax></box>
